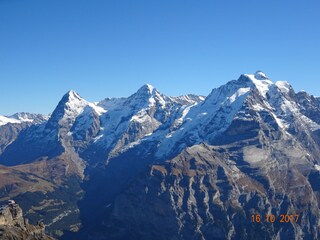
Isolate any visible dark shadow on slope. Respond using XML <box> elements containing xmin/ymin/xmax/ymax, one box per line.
<box><xmin>61</xmin><ymin>142</ymin><xmax>159</xmax><ymax>240</ymax></box>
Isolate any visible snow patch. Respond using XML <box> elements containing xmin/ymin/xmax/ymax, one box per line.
<box><xmin>228</xmin><ymin>88</ymin><xmax>251</xmax><ymax>103</ymax></box>
<box><xmin>130</xmin><ymin>110</ymin><xmax>150</xmax><ymax>123</ymax></box>
<box><xmin>93</xmin><ymin>134</ymin><xmax>104</xmax><ymax>142</ymax></box>
<box><xmin>0</xmin><ymin>112</ymin><xmax>46</xmax><ymax>126</ymax></box>
<box><xmin>145</xmin><ymin>84</ymin><xmax>155</xmax><ymax>94</ymax></box>
<box><xmin>87</xmin><ymin>102</ymin><xmax>106</xmax><ymax>116</ymax></box>
<box><xmin>244</xmin><ymin>74</ymin><xmax>273</xmax><ymax>98</ymax></box>
<box><xmin>173</xmin><ymin>104</ymin><xmax>195</xmax><ymax>128</ymax></box>
<box><xmin>270</xmin><ymin>112</ymin><xmax>288</xmax><ymax>129</ymax></box>
<box><xmin>276</xmin><ymin>81</ymin><xmax>291</xmax><ymax>94</ymax></box>
<box><xmin>251</xmin><ymin>103</ymin><xmax>265</xmax><ymax>111</ymax></box>
<box><xmin>0</xmin><ymin>115</ymin><xmax>21</xmax><ymax>126</ymax></box>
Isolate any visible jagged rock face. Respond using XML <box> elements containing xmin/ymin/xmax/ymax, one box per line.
<box><xmin>296</xmin><ymin>91</ymin><xmax>320</xmax><ymax>124</ymax></box>
<box><xmin>1</xmin><ymin>73</ymin><xmax>320</xmax><ymax>239</ymax></box>
<box><xmin>0</xmin><ymin>203</ymin><xmax>24</xmax><ymax>227</ymax></box>
<box><xmin>0</xmin><ymin>202</ymin><xmax>54</xmax><ymax>240</ymax></box>
<box><xmin>71</xmin><ymin>106</ymin><xmax>101</xmax><ymax>143</ymax></box>
<box><xmin>104</xmin><ymin>141</ymin><xmax>319</xmax><ymax>239</ymax></box>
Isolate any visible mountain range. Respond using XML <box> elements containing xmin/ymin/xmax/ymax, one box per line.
<box><xmin>1</xmin><ymin>71</ymin><xmax>320</xmax><ymax>239</ymax></box>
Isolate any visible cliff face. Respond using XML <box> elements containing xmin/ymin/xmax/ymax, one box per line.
<box><xmin>104</xmin><ymin>143</ymin><xmax>320</xmax><ymax>240</ymax></box>
<box><xmin>0</xmin><ymin>202</ymin><xmax>54</xmax><ymax>240</ymax></box>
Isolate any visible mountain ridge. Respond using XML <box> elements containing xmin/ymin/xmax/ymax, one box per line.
<box><xmin>1</xmin><ymin>71</ymin><xmax>320</xmax><ymax>239</ymax></box>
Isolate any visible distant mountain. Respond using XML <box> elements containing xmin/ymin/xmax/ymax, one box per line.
<box><xmin>1</xmin><ymin>72</ymin><xmax>320</xmax><ymax>239</ymax></box>
<box><xmin>0</xmin><ymin>112</ymin><xmax>48</xmax><ymax>126</ymax></box>
<box><xmin>0</xmin><ymin>112</ymin><xmax>48</xmax><ymax>155</ymax></box>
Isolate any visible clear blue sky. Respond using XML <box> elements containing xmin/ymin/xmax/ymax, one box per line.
<box><xmin>1</xmin><ymin>0</ymin><xmax>319</xmax><ymax>115</ymax></box>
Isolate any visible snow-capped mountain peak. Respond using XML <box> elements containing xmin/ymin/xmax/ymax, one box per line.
<box><xmin>145</xmin><ymin>83</ymin><xmax>155</xmax><ymax>94</ymax></box>
<box><xmin>242</xmin><ymin>72</ymin><xmax>273</xmax><ymax>98</ymax></box>
<box><xmin>67</xmin><ymin>90</ymin><xmax>82</xmax><ymax>101</ymax></box>
<box><xmin>62</xmin><ymin>90</ymin><xmax>88</xmax><ymax>118</ymax></box>
<box><xmin>46</xmin><ymin>90</ymin><xmax>91</xmax><ymax>129</ymax></box>
<box><xmin>2</xmin><ymin>73</ymin><xmax>320</xmax><ymax>240</ymax></box>
<box><xmin>126</xmin><ymin>84</ymin><xmax>168</xmax><ymax>110</ymax></box>
<box><xmin>136</xmin><ymin>84</ymin><xmax>156</xmax><ymax>96</ymax></box>
<box><xmin>254</xmin><ymin>70</ymin><xmax>269</xmax><ymax>80</ymax></box>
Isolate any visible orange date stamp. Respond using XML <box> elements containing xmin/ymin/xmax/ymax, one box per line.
<box><xmin>251</xmin><ymin>214</ymin><xmax>300</xmax><ymax>223</ymax></box>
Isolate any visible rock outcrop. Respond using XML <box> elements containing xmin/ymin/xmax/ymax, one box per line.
<box><xmin>0</xmin><ymin>201</ymin><xmax>54</xmax><ymax>240</ymax></box>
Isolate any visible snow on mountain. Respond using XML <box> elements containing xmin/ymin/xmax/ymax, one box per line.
<box><xmin>56</xmin><ymin>90</ymin><xmax>90</xmax><ymax>127</ymax></box>
<box><xmin>275</xmin><ymin>81</ymin><xmax>292</xmax><ymax>94</ymax></box>
<box><xmin>0</xmin><ymin>112</ymin><xmax>48</xmax><ymax>126</ymax></box>
<box><xmin>10</xmin><ymin>112</ymin><xmax>49</xmax><ymax>122</ymax></box>
<box><xmin>94</xmin><ymin>84</ymin><xmax>187</xmax><ymax>156</ymax></box>
<box><xmin>2</xmin><ymin>73</ymin><xmax>320</xmax><ymax>239</ymax></box>
<box><xmin>9</xmin><ymin>114</ymin><xmax>33</xmax><ymax>123</ymax></box>
<box><xmin>154</xmin><ymin>76</ymin><xmax>255</xmax><ymax>157</ymax></box>
<box><xmin>254</xmin><ymin>70</ymin><xmax>269</xmax><ymax>80</ymax></box>
<box><xmin>3</xmin><ymin>73</ymin><xmax>319</xmax><ymax>164</ymax></box>
<box><xmin>126</xmin><ymin>84</ymin><xmax>167</xmax><ymax>110</ymax></box>
<box><xmin>171</xmin><ymin>103</ymin><xmax>197</xmax><ymax>129</ymax></box>
<box><xmin>235</xmin><ymin>72</ymin><xmax>320</xmax><ymax>133</ymax></box>
<box><xmin>247</xmin><ymin>72</ymin><xmax>320</xmax><ymax>132</ymax></box>
<box><xmin>170</xmin><ymin>94</ymin><xmax>205</xmax><ymax>105</ymax></box>
<box><xmin>0</xmin><ymin>115</ymin><xmax>21</xmax><ymax>126</ymax></box>
<box><xmin>244</xmin><ymin>72</ymin><xmax>273</xmax><ymax>98</ymax></box>
<box><xmin>152</xmin><ymin>71</ymin><xmax>320</xmax><ymax>158</ymax></box>
<box><xmin>87</xmin><ymin>102</ymin><xmax>106</xmax><ymax>116</ymax></box>
<box><xmin>46</xmin><ymin>90</ymin><xmax>105</xmax><ymax>132</ymax></box>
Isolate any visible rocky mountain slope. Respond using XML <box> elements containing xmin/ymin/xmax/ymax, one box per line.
<box><xmin>0</xmin><ymin>71</ymin><xmax>320</xmax><ymax>239</ymax></box>
<box><xmin>0</xmin><ymin>201</ymin><xmax>54</xmax><ymax>239</ymax></box>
